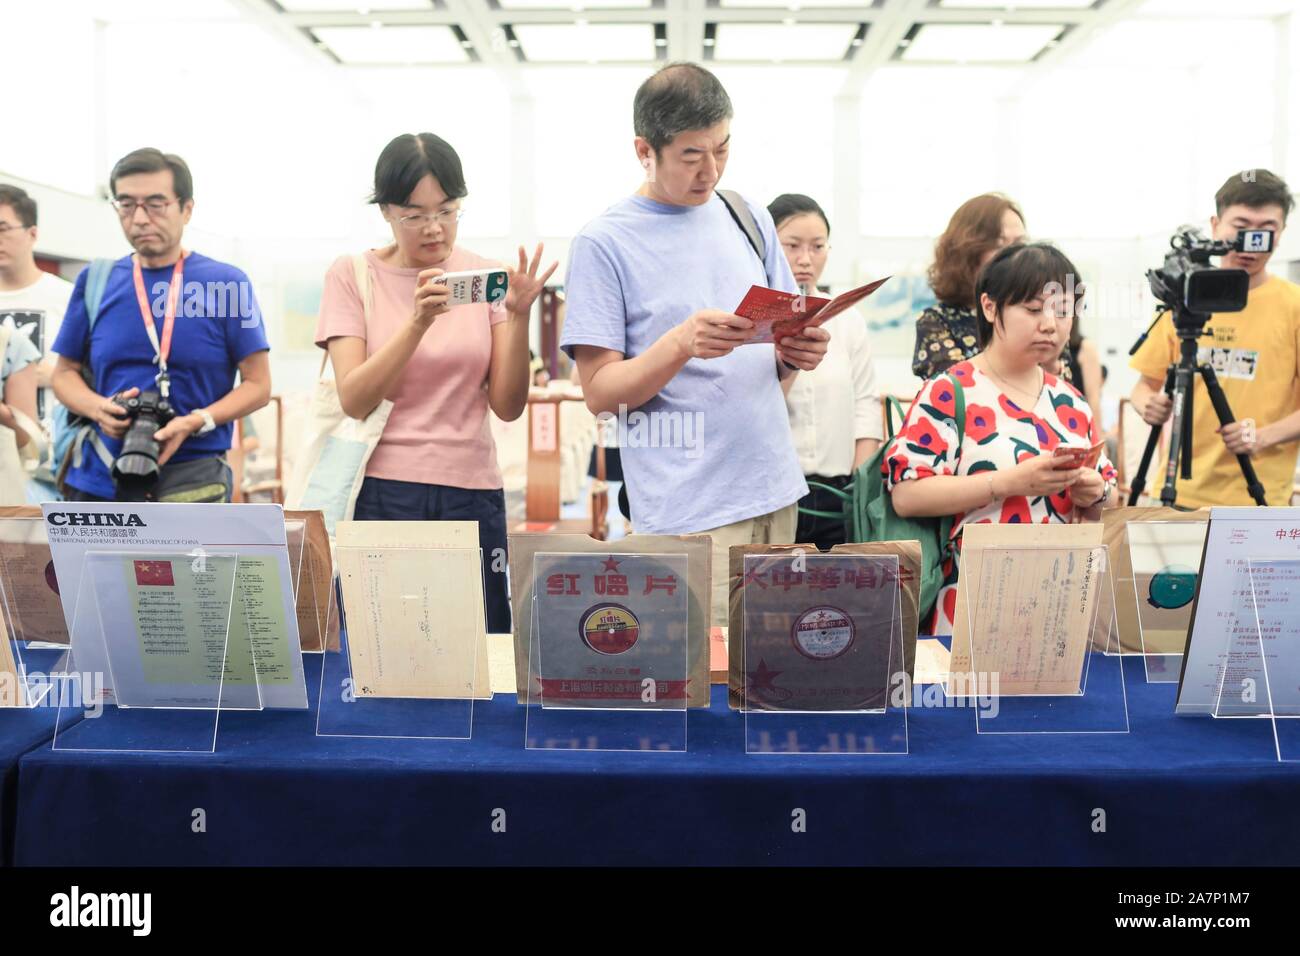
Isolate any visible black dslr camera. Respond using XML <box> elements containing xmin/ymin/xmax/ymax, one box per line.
<box><xmin>111</xmin><ymin>390</ymin><xmax>174</xmax><ymax>491</ymax></box>
<box><xmin>1147</xmin><ymin>226</ymin><xmax>1275</xmax><ymax>328</ymax></box>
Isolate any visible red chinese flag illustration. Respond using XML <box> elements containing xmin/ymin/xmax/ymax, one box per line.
<box><xmin>134</xmin><ymin>560</ymin><xmax>175</xmax><ymax>587</ymax></box>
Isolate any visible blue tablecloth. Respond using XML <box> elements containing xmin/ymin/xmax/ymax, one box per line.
<box><xmin>1</xmin><ymin>649</ymin><xmax>71</xmax><ymax>866</ymax></box>
<box><xmin>12</xmin><ymin>653</ymin><xmax>1300</xmax><ymax>866</ymax></box>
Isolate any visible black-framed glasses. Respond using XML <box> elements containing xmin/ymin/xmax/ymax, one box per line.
<box><xmin>392</xmin><ymin>207</ymin><xmax>464</xmax><ymax>231</ymax></box>
<box><xmin>0</xmin><ymin>221</ymin><xmax>29</xmax><ymax>234</ymax></box>
<box><xmin>111</xmin><ymin>197</ymin><xmax>179</xmax><ymax>218</ymax></box>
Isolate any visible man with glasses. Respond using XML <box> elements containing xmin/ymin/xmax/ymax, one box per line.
<box><xmin>0</xmin><ymin>184</ymin><xmax>74</xmax><ymax>500</ymax></box>
<box><xmin>50</xmin><ymin>148</ymin><xmax>272</xmax><ymax>502</ymax></box>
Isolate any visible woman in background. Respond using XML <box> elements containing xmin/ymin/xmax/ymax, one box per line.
<box><xmin>913</xmin><ymin>193</ymin><xmax>1026</xmax><ymax>380</ymax></box>
<box><xmin>316</xmin><ymin>132</ymin><xmax>555</xmax><ymax>631</ymax></box>
<box><xmin>770</xmin><ymin>193</ymin><xmax>882</xmax><ymax>550</ymax></box>
<box><xmin>887</xmin><ymin>242</ymin><xmax>1116</xmax><ymax>633</ymax></box>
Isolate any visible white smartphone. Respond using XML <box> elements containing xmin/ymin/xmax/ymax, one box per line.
<box><xmin>432</xmin><ymin>268</ymin><xmax>509</xmax><ymax>307</ymax></box>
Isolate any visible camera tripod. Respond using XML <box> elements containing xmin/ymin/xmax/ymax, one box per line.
<box><xmin>1128</xmin><ymin>310</ymin><xmax>1267</xmax><ymax>507</ymax></box>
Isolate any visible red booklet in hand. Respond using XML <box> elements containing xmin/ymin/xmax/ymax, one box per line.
<box><xmin>735</xmin><ymin>276</ymin><xmax>891</xmax><ymax>344</ymax></box>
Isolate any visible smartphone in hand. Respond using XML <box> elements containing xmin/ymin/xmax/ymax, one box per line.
<box><xmin>1052</xmin><ymin>442</ymin><xmax>1105</xmax><ymax>470</ymax></box>
<box><xmin>432</xmin><ymin>268</ymin><xmax>509</xmax><ymax>307</ymax></box>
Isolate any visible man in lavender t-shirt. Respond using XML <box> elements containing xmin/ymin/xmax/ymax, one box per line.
<box><xmin>561</xmin><ymin>63</ymin><xmax>831</xmax><ymax>624</ymax></box>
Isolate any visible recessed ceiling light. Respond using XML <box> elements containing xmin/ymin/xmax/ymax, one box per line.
<box><xmin>936</xmin><ymin>0</ymin><xmax>1094</xmax><ymax>8</ymax></box>
<box><xmin>311</xmin><ymin>25</ymin><xmax>470</xmax><ymax>63</ymax></box>
<box><xmin>900</xmin><ymin>23</ymin><xmax>1063</xmax><ymax>62</ymax></box>
<box><xmin>712</xmin><ymin>22</ymin><xmax>861</xmax><ymax>61</ymax></box>
<box><xmin>511</xmin><ymin>22</ymin><xmax>657</xmax><ymax>61</ymax></box>
<box><xmin>717</xmin><ymin>0</ymin><xmax>865</xmax><ymax>7</ymax></box>
<box><xmin>276</xmin><ymin>0</ymin><xmax>431</xmax><ymax>10</ymax></box>
<box><xmin>495</xmin><ymin>0</ymin><xmax>650</xmax><ymax>8</ymax></box>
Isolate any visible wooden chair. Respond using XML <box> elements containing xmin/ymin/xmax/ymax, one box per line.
<box><xmin>231</xmin><ymin>396</ymin><xmax>284</xmax><ymax>504</ymax></box>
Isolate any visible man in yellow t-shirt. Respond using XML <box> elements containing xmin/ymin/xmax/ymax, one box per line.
<box><xmin>1131</xmin><ymin>168</ymin><xmax>1300</xmax><ymax>508</ymax></box>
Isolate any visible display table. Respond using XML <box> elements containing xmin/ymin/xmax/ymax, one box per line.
<box><xmin>0</xmin><ymin>649</ymin><xmax>71</xmax><ymax>866</ymax></box>
<box><xmin>10</xmin><ymin>650</ymin><xmax>1299</xmax><ymax>866</ymax></box>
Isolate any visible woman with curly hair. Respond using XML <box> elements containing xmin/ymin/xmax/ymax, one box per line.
<box><xmin>913</xmin><ymin>193</ymin><xmax>1025</xmax><ymax>380</ymax></box>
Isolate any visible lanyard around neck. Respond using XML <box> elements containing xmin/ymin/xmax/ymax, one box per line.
<box><xmin>131</xmin><ymin>251</ymin><xmax>186</xmax><ymax>396</ymax></box>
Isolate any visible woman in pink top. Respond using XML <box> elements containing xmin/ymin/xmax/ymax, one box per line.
<box><xmin>316</xmin><ymin>132</ymin><xmax>555</xmax><ymax>631</ymax></box>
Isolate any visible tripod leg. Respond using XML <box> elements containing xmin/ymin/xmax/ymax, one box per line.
<box><xmin>1127</xmin><ymin>367</ymin><xmax>1175</xmax><ymax>506</ymax></box>
<box><xmin>1199</xmin><ymin>365</ymin><xmax>1268</xmax><ymax>506</ymax></box>
<box><xmin>1159</xmin><ymin>365</ymin><xmax>1195</xmax><ymax>508</ymax></box>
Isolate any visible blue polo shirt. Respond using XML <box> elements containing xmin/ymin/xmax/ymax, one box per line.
<box><xmin>52</xmin><ymin>252</ymin><xmax>270</xmax><ymax>498</ymax></box>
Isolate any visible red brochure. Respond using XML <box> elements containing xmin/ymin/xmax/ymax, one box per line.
<box><xmin>735</xmin><ymin>276</ymin><xmax>891</xmax><ymax>344</ymax></box>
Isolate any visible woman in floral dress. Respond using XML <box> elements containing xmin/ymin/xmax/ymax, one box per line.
<box><xmin>886</xmin><ymin>242</ymin><xmax>1117</xmax><ymax>634</ymax></box>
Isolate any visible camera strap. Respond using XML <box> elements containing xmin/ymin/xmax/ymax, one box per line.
<box><xmin>131</xmin><ymin>250</ymin><xmax>187</xmax><ymax>400</ymax></box>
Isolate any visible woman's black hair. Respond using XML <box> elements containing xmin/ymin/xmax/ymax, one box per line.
<box><xmin>973</xmin><ymin>241</ymin><xmax>1084</xmax><ymax>348</ymax></box>
<box><xmin>369</xmin><ymin>133</ymin><xmax>467</xmax><ymax>206</ymax></box>
<box><xmin>767</xmin><ymin>193</ymin><xmax>830</xmax><ymax>235</ymax></box>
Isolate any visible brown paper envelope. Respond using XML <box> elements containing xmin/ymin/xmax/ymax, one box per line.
<box><xmin>726</xmin><ymin>541</ymin><xmax>921</xmax><ymax>709</ymax></box>
<box><xmin>0</xmin><ymin>509</ymin><xmax>68</xmax><ymax>644</ymax></box>
<box><xmin>284</xmin><ymin>510</ymin><xmax>335</xmax><ymax>652</ymax></box>
<box><xmin>509</xmin><ymin>532</ymin><xmax>713</xmax><ymax>708</ymax></box>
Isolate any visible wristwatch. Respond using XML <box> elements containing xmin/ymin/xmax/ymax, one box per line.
<box><xmin>1086</xmin><ymin>483</ymin><xmax>1112</xmax><ymax>509</ymax></box>
<box><xmin>193</xmin><ymin>409</ymin><xmax>217</xmax><ymax>436</ymax></box>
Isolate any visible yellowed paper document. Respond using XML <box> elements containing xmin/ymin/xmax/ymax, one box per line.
<box><xmin>948</xmin><ymin>523</ymin><xmax>1103</xmax><ymax>693</ymax></box>
<box><xmin>335</xmin><ymin>521</ymin><xmax>490</xmax><ymax>699</ymax></box>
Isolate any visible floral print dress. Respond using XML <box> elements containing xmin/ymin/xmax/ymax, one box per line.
<box><xmin>883</xmin><ymin>359</ymin><xmax>1118</xmax><ymax>634</ymax></box>
<box><xmin>912</xmin><ymin>303</ymin><xmax>980</xmax><ymax>379</ymax></box>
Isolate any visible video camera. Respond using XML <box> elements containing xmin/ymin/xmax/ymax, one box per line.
<box><xmin>1147</xmin><ymin>226</ymin><xmax>1275</xmax><ymax>326</ymax></box>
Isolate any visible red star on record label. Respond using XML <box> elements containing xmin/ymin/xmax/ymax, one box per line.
<box><xmin>790</xmin><ymin>605</ymin><xmax>854</xmax><ymax>661</ymax></box>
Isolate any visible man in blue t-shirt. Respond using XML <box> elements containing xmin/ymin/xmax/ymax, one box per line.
<box><xmin>561</xmin><ymin>63</ymin><xmax>830</xmax><ymax>624</ymax></box>
<box><xmin>52</xmin><ymin>148</ymin><xmax>271</xmax><ymax>502</ymax></box>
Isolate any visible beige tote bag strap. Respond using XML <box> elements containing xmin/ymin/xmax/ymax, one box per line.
<box><xmin>319</xmin><ymin>253</ymin><xmax>375</xmax><ymax>382</ymax></box>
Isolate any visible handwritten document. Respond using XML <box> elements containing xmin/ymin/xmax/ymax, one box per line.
<box><xmin>965</xmin><ymin>546</ymin><xmax>1100</xmax><ymax>695</ymax></box>
<box><xmin>335</xmin><ymin>520</ymin><xmax>490</xmax><ymax>700</ymax></box>
<box><xmin>948</xmin><ymin>523</ymin><xmax>1103</xmax><ymax>696</ymax></box>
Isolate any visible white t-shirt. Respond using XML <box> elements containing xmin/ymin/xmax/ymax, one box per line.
<box><xmin>784</xmin><ymin>306</ymin><xmax>884</xmax><ymax>478</ymax></box>
<box><xmin>0</xmin><ymin>270</ymin><xmax>74</xmax><ymax>422</ymax></box>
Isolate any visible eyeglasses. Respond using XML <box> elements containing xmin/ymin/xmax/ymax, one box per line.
<box><xmin>392</xmin><ymin>207</ymin><xmax>464</xmax><ymax>231</ymax></box>
<box><xmin>0</xmin><ymin>221</ymin><xmax>29</xmax><ymax>235</ymax></box>
<box><xmin>111</xmin><ymin>197</ymin><xmax>179</xmax><ymax>218</ymax></box>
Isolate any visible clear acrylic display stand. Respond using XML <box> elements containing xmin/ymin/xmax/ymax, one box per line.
<box><xmin>0</xmin><ymin>515</ymin><xmax>72</xmax><ymax>677</ymax></box>
<box><xmin>1211</xmin><ymin>557</ymin><xmax>1300</xmax><ymax>762</ymax></box>
<box><xmin>317</xmin><ymin>546</ymin><xmax>487</xmax><ymax>740</ymax></box>
<box><xmin>50</xmin><ymin>550</ymin><xmax>255</xmax><ymax>753</ymax></box>
<box><xmin>525</xmin><ymin>552</ymin><xmax>689</xmax><ymax>752</ymax></box>
<box><xmin>1126</xmin><ymin>520</ymin><xmax>1206</xmax><ymax>683</ymax></box>
<box><xmin>958</xmin><ymin>545</ymin><xmax>1129</xmax><ymax>735</ymax></box>
<box><xmin>740</xmin><ymin>552</ymin><xmax>908</xmax><ymax>755</ymax></box>
<box><xmin>0</xmin><ymin>579</ymin><xmax>53</xmax><ymax>709</ymax></box>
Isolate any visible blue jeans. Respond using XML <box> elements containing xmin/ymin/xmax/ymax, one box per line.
<box><xmin>353</xmin><ymin>477</ymin><xmax>511</xmax><ymax>633</ymax></box>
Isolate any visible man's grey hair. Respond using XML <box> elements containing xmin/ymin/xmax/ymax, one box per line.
<box><xmin>633</xmin><ymin>62</ymin><xmax>733</xmax><ymax>154</ymax></box>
